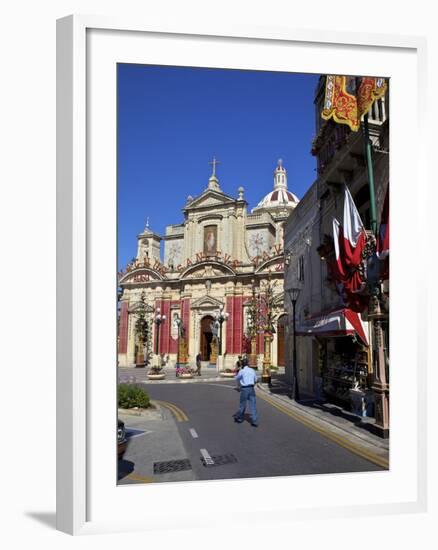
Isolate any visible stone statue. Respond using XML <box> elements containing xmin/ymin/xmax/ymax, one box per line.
<box><xmin>210</xmin><ymin>320</ymin><xmax>219</xmax><ymax>337</ymax></box>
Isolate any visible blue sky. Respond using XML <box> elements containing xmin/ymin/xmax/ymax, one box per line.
<box><xmin>118</xmin><ymin>64</ymin><xmax>320</xmax><ymax>270</ymax></box>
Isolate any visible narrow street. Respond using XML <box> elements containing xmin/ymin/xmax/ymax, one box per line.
<box><xmin>118</xmin><ymin>380</ymin><xmax>386</xmax><ymax>485</ymax></box>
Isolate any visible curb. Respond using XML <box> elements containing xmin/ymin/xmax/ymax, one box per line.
<box><xmin>118</xmin><ymin>406</ymin><xmax>162</xmax><ymax>419</ymax></box>
<box><xmin>139</xmin><ymin>376</ymin><xmax>227</xmax><ymax>384</ymax></box>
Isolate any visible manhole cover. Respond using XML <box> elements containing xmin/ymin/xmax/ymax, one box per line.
<box><xmin>201</xmin><ymin>453</ymin><xmax>238</xmax><ymax>467</ymax></box>
<box><xmin>153</xmin><ymin>459</ymin><xmax>192</xmax><ymax>474</ymax></box>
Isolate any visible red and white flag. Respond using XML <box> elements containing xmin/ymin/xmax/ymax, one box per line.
<box><xmin>332</xmin><ymin>218</ymin><xmax>346</xmax><ymax>279</ymax></box>
<box><xmin>330</xmin><ymin>187</ymin><xmax>368</xmax><ymax>312</ymax></box>
<box><xmin>333</xmin><ymin>186</ymin><xmax>367</xmax><ymax>273</ymax></box>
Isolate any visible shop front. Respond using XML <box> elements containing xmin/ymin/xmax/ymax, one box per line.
<box><xmin>298</xmin><ymin>308</ymin><xmax>374</xmax><ymax>416</ymax></box>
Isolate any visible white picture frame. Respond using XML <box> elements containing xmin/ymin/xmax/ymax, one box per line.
<box><xmin>57</xmin><ymin>15</ymin><xmax>428</xmax><ymax>535</ymax></box>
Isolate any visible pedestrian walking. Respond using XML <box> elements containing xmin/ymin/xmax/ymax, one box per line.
<box><xmin>195</xmin><ymin>352</ymin><xmax>202</xmax><ymax>376</ymax></box>
<box><xmin>233</xmin><ymin>364</ymin><xmax>259</xmax><ymax>427</ymax></box>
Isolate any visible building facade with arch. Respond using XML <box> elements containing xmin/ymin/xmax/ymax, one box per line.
<box><xmin>118</xmin><ymin>160</ymin><xmax>299</xmax><ymax>370</ymax></box>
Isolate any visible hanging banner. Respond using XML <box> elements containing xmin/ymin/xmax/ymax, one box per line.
<box><xmin>322</xmin><ymin>75</ymin><xmax>387</xmax><ymax>132</ymax></box>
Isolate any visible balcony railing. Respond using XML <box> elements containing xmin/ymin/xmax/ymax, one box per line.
<box><xmin>311</xmin><ymin>121</ymin><xmax>351</xmax><ymax>175</ymax></box>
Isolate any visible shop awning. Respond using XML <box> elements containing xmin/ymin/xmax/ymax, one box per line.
<box><xmin>296</xmin><ymin>308</ymin><xmax>369</xmax><ymax>346</ymax></box>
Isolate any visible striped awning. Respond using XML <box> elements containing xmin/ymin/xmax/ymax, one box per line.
<box><xmin>297</xmin><ymin>308</ymin><xmax>368</xmax><ymax>346</ymax></box>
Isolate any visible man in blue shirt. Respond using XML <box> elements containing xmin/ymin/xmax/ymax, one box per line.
<box><xmin>233</xmin><ymin>364</ymin><xmax>259</xmax><ymax>427</ymax></box>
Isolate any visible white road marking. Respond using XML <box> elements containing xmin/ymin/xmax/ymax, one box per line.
<box><xmin>125</xmin><ymin>429</ymin><xmax>152</xmax><ymax>440</ymax></box>
<box><xmin>189</xmin><ymin>428</ymin><xmax>198</xmax><ymax>439</ymax></box>
<box><xmin>200</xmin><ymin>448</ymin><xmax>215</xmax><ymax>465</ymax></box>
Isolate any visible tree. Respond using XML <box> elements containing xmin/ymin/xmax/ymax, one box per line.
<box><xmin>134</xmin><ymin>291</ymin><xmax>150</xmax><ymax>366</ymax></box>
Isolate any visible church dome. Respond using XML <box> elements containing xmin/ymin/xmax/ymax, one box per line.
<box><xmin>255</xmin><ymin>188</ymin><xmax>299</xmax><ymax>209</ymax></box>
<box><xmin>252</xmin><ymin>159</ymin><xmax>299</xmax><ymax>214</ymax></box>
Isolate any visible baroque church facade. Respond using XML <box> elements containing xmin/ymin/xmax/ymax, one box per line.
<box><xmin>118</xmin><ymin>160</ymin><xmax>299</xmax><ymax>370</ymax></box>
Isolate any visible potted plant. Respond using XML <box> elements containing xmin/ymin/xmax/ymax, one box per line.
<box><xmin>147</xmin><ymin>359</ymin><xmax>166</xmax><ymax>380</ymax></box>
<box><xmin>176</xmin><ymin>366</ymin><xmax>194</xmax><ymax>379</ymax></box>
<box><xmin>220</xmin><ymin>368</ymin><xmax>236</xmax><ymax>378</ymax></box>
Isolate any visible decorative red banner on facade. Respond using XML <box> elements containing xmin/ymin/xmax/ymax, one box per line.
<box><xmin>118</xmin><ymin>301</ymin><xmax>128</xmax><ymax>354</ymax></box>
<box><xmin>232</xmin><ymin>296</ymin><xmax>243</xmax><ymax>355</ymax></box>
<box><xmin>120</xmin><ymin>244</ymin><xmax>285</xmax><ymax>283</ymax></box>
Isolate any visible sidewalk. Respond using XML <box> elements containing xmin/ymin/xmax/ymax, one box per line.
<box><xmin>256</xmin><ymin>373</ymin><xmax>389</xmax><ymax>465</ymax></box>
<box><xmin>118</xmin><ymin>403</ymin><xmax>196</xmax><ymax>484</ymax></box>
<box><xmin>118</xmin><ymin>364</ymin><xmax>227</xmax><ymax>384</ymax></box>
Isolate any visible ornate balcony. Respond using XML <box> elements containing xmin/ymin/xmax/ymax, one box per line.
<box><xmin>311</xmin><ymin>120</ymin><xmax>351</xmax><ymax>176</ymax></box>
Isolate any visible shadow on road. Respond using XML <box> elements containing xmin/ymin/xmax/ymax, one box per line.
<box><xmin>268</xmin><ymin>372</ymin><xmax>378</xmax><ymax>436</ymax></box>
<box><xmin>232</xmin><ymin>413</ymin><xmax>258</xmax><ymax>425</ymax></box>
<box><xmin>118</xmin><ymin>458</ymin><xmax>135</xmax><ymax>480</ymax></box>
<box><xmin>269</xmin><ymin>386</ymin><xmax>292</xmax><ymax>396</ymax></box>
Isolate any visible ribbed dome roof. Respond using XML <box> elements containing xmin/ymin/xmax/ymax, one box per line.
<box><xmin>255</xmin><ymin>188</ymin><xmax>299</xmax><ymax>210</ymax></box>
<box><xmin>252</xmin><ymin>159</ymin><xmax>299</xmax><ymax>214</ymax></box>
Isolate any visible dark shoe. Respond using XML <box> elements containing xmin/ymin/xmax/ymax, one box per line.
<box><xmin>233</xmin><ymin>416</ymin><xmax>243</xmax><ymax>423</ymax></box>
<box><xmin>251</xmin><ymin>423</ymin><xmax>258</xmax><ymax>427</ymax></box>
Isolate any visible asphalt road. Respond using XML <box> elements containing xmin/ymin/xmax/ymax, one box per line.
<box><xmin>125</xmin><ymin>381</ymin><xmax>384</xmax><ymax>482</ymax></box>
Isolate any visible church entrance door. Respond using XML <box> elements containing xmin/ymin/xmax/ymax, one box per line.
<box><xmin>200</xmin><ymin>315</ymin><xmax>214</xmax><ymax>361</ymax></box>
<box><xmin>277</xmin><ymin>314</ymin><xmax>287</xmax><ymax>367</ymax></box>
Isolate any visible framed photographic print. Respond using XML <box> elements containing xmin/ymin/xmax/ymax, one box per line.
<box><xmin>57</xmin><ymin>15</ymin><xmax>427</xmax><ymax>535</ymax></box>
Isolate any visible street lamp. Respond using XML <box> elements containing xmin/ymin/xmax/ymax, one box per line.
<box><xmin>173</xmin><ymin>314</ymin><xmax>182</xmax><ymax>372</ymax></box>
<box><xmin>154</xmin><ymin>307</ymin><xmax>166</xmax><ymax>357</ymax></box>
<box><xmin>287</xmin><ymin>287</ymin><xmax>301</xmax><ymax>401</ymax></box>
<box><xmin>213</xmin><ymin>305</ymin><xmax>229</xmax><ymax>357</ymax></box>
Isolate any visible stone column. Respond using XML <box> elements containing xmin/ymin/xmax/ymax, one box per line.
<box><xmin>369</xmin><ymin>295</ymin><xmax>390</xmax><ymax>438</ymax></box>
<box><xmin>271</xmin><ymin>328</ymin><xmax>278</xmax><ymax>368</ymax></box>
<box><xmin>249</xmin><ymin>337</ymin><xmax>257</xmax><ymax>368</ymax></box>
<box><xmin>126</xmin><ymin>313</ymin><xmax>136</xmax><ymax>366</ymax></box>
<box><xmin>210</xmin><ymin>337</ymin><xmax>218</xmax><ymax>363</ymax></box>
<box><xmin>179</xmin><ymin>337</ymin><xmax>188</xmax><ymax>364</ymax></box>
<box><xmin>262</xmin><ymin>333</ymin><xmax>272</xmax><ymax>383</ymax></box>
<box><xmin>118</xmin><ymin>300</ymin><xmax>129</xmax><ymax>366</ymax></box>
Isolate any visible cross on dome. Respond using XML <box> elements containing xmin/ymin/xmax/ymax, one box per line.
<box><xmin>275</xmin><ymin>158</ymin><xmax>286</xmax><ymax>174</ymax></box>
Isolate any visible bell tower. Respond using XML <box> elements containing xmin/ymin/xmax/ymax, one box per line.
<box><xmin>136</xmin><ymin>218</ymin><xmax>161</xmax><ymax>262</ymax></box>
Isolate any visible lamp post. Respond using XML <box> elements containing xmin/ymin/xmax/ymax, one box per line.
<box><xmin>214</xmin><ymin>305</ymin><xmax>229</xmax><ymax>368</ymax></box>
<box><xmin>287</xmin><ymin>287</ymin><xmax>300</xmax><ymax>401</ymax></box>
<box><xmin>174</xmin><ymin>314</ymin><xmax>182</xmax><ymax>372</ymax></box>
<box><xmin>153</xmin><ymin>307</ymin><xmax>166</xmax><ymax>366</ymax></box>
